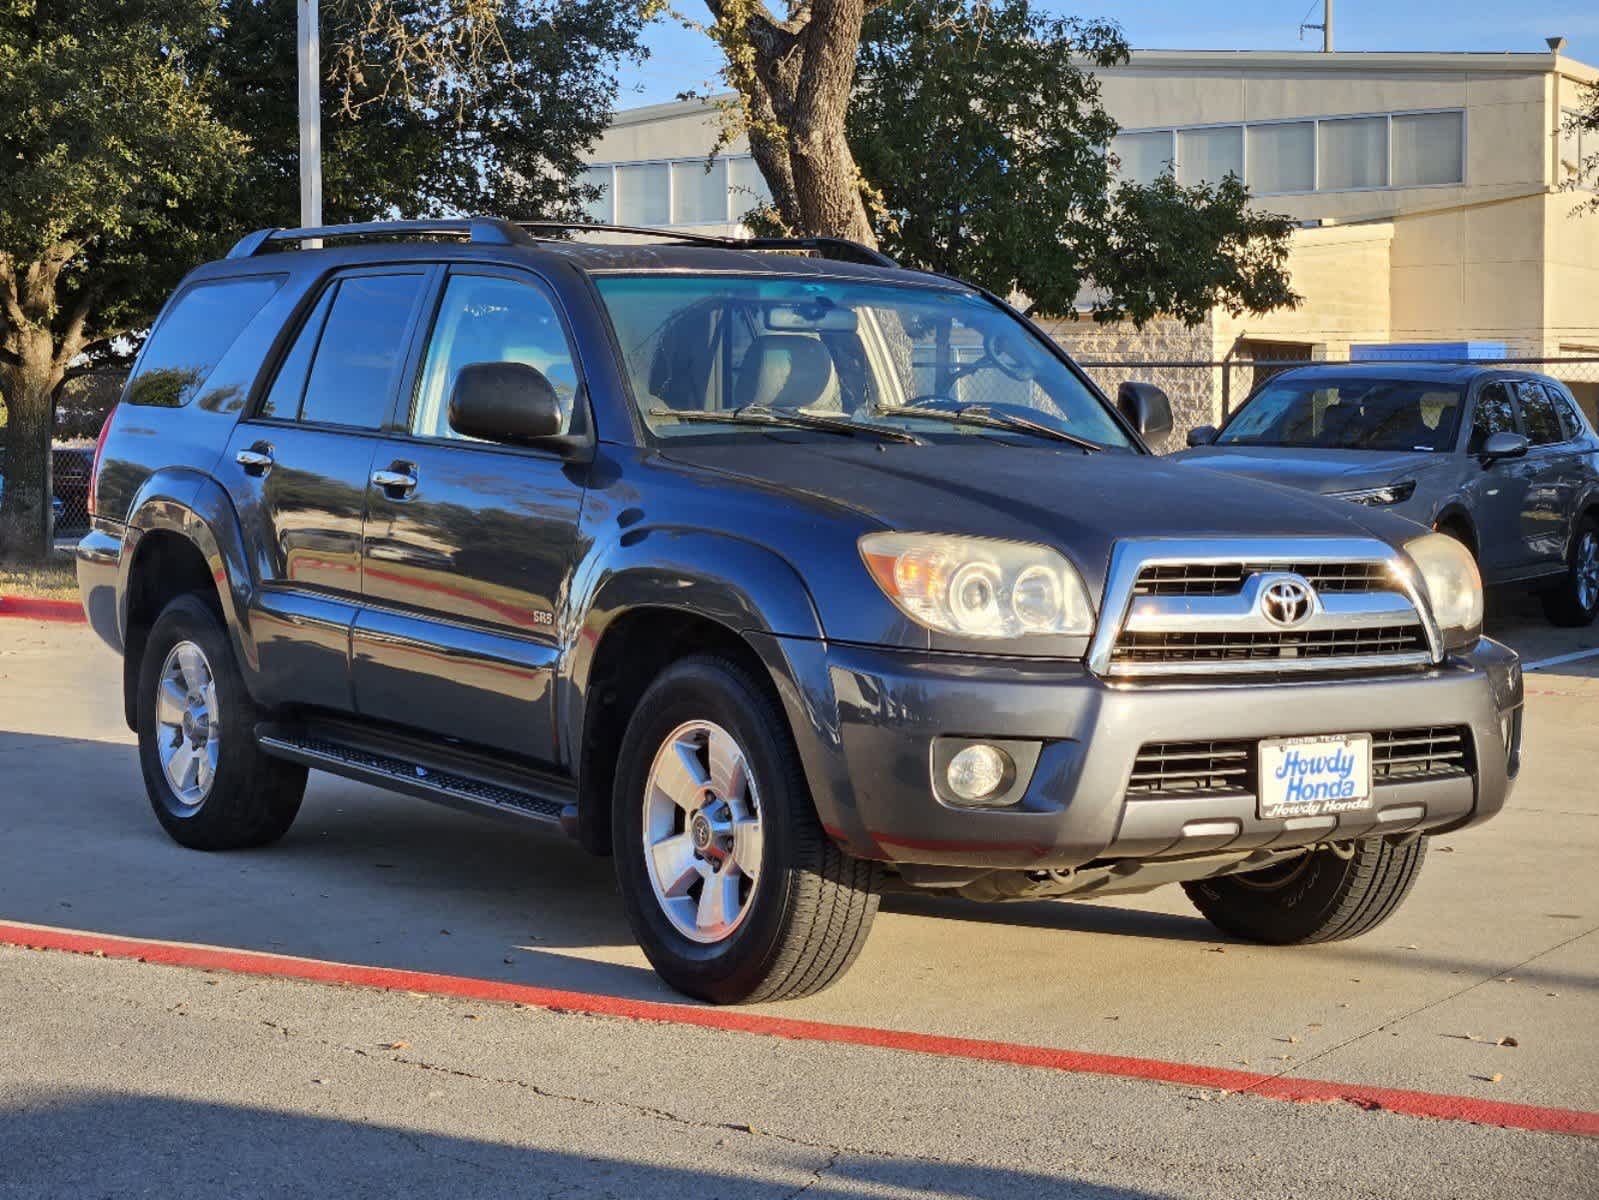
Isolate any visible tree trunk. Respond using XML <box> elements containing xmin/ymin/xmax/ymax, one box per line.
<box><xmin>0</xmin><ymin>335</ymin><xmax>60</xmax><ymax>562</ymax></box>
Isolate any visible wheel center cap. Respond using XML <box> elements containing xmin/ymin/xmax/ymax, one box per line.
<box><xmin>690</xmin><ymin>812</ymin><xmax>714</xmax><ymax>850</ymax></box>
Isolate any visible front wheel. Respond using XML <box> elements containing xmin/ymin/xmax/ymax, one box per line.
<box><xmin>1541</xmin><ymin>517</ymin><xmax>1599</xmax><ymax>627</ymax></box>
<box><xmin>1182</xmin><ymin>836</ymin><xmax>1426</xmax><ymax>945</ymax></box>
<box><xmin>612</xmin><ymin>656</ymin><xmax>882</xmax><ymax>1004</ymax></box>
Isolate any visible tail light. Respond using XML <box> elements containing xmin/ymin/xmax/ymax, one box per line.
<box><xmin>87</xmin><ymin>405</ymin><xmax>116</xmax><ymax>519</ymax></box>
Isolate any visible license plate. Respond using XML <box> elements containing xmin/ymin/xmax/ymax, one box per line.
<box><xmin>1258</xmin><ymin>734</ymin><xmax>1373</xmax><ymax>820</ymax></box>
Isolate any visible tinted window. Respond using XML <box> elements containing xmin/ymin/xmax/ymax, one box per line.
<box><xmin>1470</xmin><ymin>382</ymin><xmax>1517</xmax><ymax>452</ymax></box>
<box><xmin>1516</xmin><ymin>380</ymin><xmax>1564</xmax><ymax>446</ymax></box>
<box><xmin>126</xmin><ymin>276</ymin><xmax>284</xmax><ymax>407</ymax></box>
<box><xmin>1546</xmin><ymin>384</ymin><xmax>1584</xmax><ymax>441</ymax></box>
<box><xmin>411</xmin><ymin>274</ymin><xmax>579</xmax><ymax>440</ymax></box>
<box><xmin>297</xmin><ymin>274</ymin><xmax>425</xmax><ymax>428</ymax></box>
<box><xmin>1218</xmin><ymin>376</ymin><xmax>1463</xmax><ymax>452</ymax></box>
<box><xmin>258</xmin><ymin>286</ymin><xmax>335</xmax><ymax>420</ymax></box>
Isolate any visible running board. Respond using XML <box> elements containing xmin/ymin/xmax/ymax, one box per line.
<box><xmin>255</xmin><ymin>722</ymin><xmax>577</xmax><ymax>832</ymax></box>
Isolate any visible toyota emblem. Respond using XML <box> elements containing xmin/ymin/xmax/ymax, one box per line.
<box><xmin>1260</xmin><ymin>577</ymin><xmax>1314</xmax><ymax>627</ymax></box>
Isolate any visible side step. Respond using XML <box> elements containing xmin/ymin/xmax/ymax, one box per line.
<box><xmin>255</xmin><ymin>720</ymin><xmax>578</xmax><ymax>832</ymax></box>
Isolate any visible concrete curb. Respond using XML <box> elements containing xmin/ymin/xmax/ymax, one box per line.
<box><xmin>0</xmin><ymin>595</ymin><xmax>85</xmax><ymax>623</ymax></box>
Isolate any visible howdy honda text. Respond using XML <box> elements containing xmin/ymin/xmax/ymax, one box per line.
<box><xmin>1258</xmin><ymin>734</ymin><xmax>1375</xmax><ymax>820</ymax></box>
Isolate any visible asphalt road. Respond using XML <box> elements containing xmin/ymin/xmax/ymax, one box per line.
<box><xmin>1</xmin><ymin>589</ymin><xmax>1596</xmax><ymax>1196</ymax></box>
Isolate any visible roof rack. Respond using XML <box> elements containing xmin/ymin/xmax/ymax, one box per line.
<box><xmin>226</xmin><ymin>217</ymin><xmax>533</xmax><ymax>259</ymax></box>
<box><xmin>515</xmin><ymin>220</ymin><xmax>898</xmax><ymax>268</ymax></box>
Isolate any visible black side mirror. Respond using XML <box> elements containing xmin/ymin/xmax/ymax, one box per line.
<box><xmin>1117</xmin><ymin>381</ymin><xmax>1173</xmax><ymax>439</ymax></box>
<box><xmin>1479</xmin><ymin>430</ymin><xmax>1529</xmax><ymax>462</ymax></box>
<box><xmin>1187</xmin><ymin>424</ymin><xmax>1218</xmax><ymax>448</ymax></box>
<box><xmin>448</xmin><ymin>362</ymin><xmax>586</xmax><ymax>457</ymax></box>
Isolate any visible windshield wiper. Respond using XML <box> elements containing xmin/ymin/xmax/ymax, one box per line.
<box><xmin>648</xmin><ymin>404</ymin><xmax>924</xmax><ymax>444</ymax></box>
<box><xmin>874</xmin><ymin>403</ymin><xmax>1102</xmax><ymax>452</ymax></box>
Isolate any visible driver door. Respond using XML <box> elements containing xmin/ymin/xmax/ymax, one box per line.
<box><xmin>1462</xmin><ymin>379</ymin><xmax>1535</xmax><ymax>577</ymax></box>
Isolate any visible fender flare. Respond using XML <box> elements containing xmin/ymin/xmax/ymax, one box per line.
<box><xmin>1430</xmin><ymin>503</ymin><xmax>1478</xmax><ymax>558</ymax></box>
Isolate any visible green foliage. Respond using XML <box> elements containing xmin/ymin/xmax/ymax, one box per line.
<box><xmin>850</xmin><ymin>0</ymin><xmax>1297</xmax><ymax>325</ymax></box>
<box><xmin>1565</xmin><ymin>81</ymin><xmax>1599</xmax><ymax>215</ymax></box>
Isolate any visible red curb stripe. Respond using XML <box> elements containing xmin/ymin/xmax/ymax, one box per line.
<box><xmin>3</xmin><ymin>919</ymin><xmax>1595</xmax><ymax>1139</ymax></box>
<box><xmin>0</xmin><ymin>595</ymin><xmax>85</xmax><ymax>623</ymax></box>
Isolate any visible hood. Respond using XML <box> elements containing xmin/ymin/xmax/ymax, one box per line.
<box><xmin>662</xmin><ymin>438</ymin><xmax>1406</xmax><ymax>594</ymax></box>
<box><xmin>1170</xmin><ymin>446</ymin><xmax>1436</xmax><ymax>495</ymax></box>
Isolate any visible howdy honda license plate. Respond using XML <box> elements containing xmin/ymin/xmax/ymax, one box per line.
<box><xmin>1258</xmin><ymin>734</ymin><xmax>1373</xmax><ymax>820</ymax></box>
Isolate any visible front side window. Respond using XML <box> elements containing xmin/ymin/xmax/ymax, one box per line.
<box><xmin>594</xmin><ymin>274</ymin><xmax>1133</xmax><ymax>449</ymax></box>
<box><xmin>1515</xmin><ymin>380</ymin><xmax>1565</xmax><ymax>446</ymax></box>
<box><xmin>1218</xmin><ymin>376</ymin><xmax>1464</xmax><ymax>452</ymax></box>
<box><xmin>127</xmin><ymin>276</ymin><xmax>284</xmax><ymax>408</ymax></box>
<box><xmin>410</xmin><ymin>274</ymin><xmax>580</xmax><ymax>441</ymax></box>
<box><xmin>1470</xmin><ymin>382</ymin><xmax>1517</xmax><ymax>452</ymax></box>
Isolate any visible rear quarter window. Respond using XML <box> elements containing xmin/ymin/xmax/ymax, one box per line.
<box><xmin>125</xmin><ymin>276</ymin><xmax>285</xmax><ymax>408</ymax></box>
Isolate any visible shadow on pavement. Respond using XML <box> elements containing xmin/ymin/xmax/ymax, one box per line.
<box><xmin>0</xmin><ymin>1089</ymin><xmax>1162</xmax><ymax>1200</ymax></box>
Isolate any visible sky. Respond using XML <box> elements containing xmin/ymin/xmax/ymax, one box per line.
<box><xmin>617</xmin><ymin>0</ymin><xmax>1599</xmax><ymax>109</ymax></box>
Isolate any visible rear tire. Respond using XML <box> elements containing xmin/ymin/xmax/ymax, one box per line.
<box><xmin>1540</xmin><ymin>516</ymin><xmax>1599</xmax><ymax>627</ymax></box>
<box><xmin>612</xmin><ymin>655</ymin><xmax>881</xmax><ymax>1004</ymax></box>
<box><xmin>1182</xmin><ymin>836</ymin><xmax>1426</xmax><ymax>945</ymax></box>
<box><xmin>136</xmin><ymin>594</ymin><xmax>307</xmax><ymax>850</ymax></box>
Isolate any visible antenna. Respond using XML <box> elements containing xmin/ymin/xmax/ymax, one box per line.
<box><xmin>1299</xmin><ymin>0</ymin><xmax>1334</xmax><ymax>53</ymax></box>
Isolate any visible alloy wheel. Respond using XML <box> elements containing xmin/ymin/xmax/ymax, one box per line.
<box><xmin>1577</xmin><ymin>531</ymin><xmax>1599</xmax><ymax>612</ymax></box>
<box><xmin>155</xmin><ymin>640</ymin><xmax>221</xmax><ymax>807</ymax></box>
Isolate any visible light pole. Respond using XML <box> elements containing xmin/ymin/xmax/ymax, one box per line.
<box><xmin>297</xmin><ymin>0</ymin><xmax>323</xmax><ymax>228</ymax></box>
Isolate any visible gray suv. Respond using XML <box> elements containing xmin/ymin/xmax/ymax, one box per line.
<box><xmin>1178</xmin><ymin>364</ymin><xmax>1599</xmax><ymax>626</ymax></box>
<box><xmin>77</xmin><ymin>220</ymin><xmax>1522</xmax><ymax>1003</ymax></box>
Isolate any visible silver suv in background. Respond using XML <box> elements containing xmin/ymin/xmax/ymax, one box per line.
<box><xmin>1176</xmin><ymin>364</ymin><xmax>1599</xmax><ymax>626</ymax></box>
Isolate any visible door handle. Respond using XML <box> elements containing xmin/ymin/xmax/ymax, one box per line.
<box><xmin>235</xmin><ymin>445</ymin><xmax>274</xmax><ymax>476</ymax></box>
<box><xmin>372</xmin><ymin>464</ymin><xmax>419</xmax><ymax>499</ymax></box>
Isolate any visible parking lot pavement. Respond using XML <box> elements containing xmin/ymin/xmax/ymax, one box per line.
<box><xmin>2</xmin><ymin>607</ymin><xmax>1597</xmax><ymax>1194</ymax></box>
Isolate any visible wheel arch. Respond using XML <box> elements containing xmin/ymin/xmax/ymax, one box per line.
<box><xmin>1432</xmin><ymin>505</ymin><xmax>1479</xmax><ymax>560</ymax></box>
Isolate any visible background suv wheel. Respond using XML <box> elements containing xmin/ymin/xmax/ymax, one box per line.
<box><xmin>137</xmin><ymin>594</ymin><xmax>307</xmax><ymax>850</ymax></box>
<box><xmin>1542</xmin><ymin>516</ymin><xmax>1599</xmax><ymax>627</ymax></box>
<box><xmin>612</xmin><ymin>655</ymin><xmax>881</xmax><ymax>1004</ymax></box>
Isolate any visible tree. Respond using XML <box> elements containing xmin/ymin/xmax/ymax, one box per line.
<box><xmin>702</xmin><ymin>0</ymin><xmax>881</xmax><ymax>244</ymax></box>
<box><xmin>1564</xmin><ymin>80</ymin><xmax>1598</xmax><ymax>215</ymax></box>
<box><xmin>849</xmin><ymin>0</ymin><xmax>1297</xmax><ymax>323</ymax></box>
<box><xmin>0</xmin><ymin>0</ymin><xmax>243</xmax><ymax>560</ymax></box>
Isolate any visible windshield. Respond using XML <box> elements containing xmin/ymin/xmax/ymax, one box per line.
<box><xmin>593</xmin><ymin>274</ymin><xmax>1133</xmax><ymax>449</ymax></box>
<box><xmin>1217</xmin><ymin>375</ymin><xmax>1464</xmax><ymax>452</ymax></box>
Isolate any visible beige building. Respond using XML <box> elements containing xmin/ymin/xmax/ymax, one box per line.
<box><xmin>582</xmin><ymin>49</ymin><xmax>1599</xmax><ymax>427</ymax></box>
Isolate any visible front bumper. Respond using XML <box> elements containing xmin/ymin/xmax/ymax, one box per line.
<box><xmin>756</xmin><ymin>634</ymin><xmax>1522</xmax><ymax>873</ymax></box>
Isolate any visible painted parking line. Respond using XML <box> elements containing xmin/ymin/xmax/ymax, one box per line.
<box><xmin>1522</xmin><ymin>646</ymin><xmax>1599</xmax><ymax>673</ymax></box>
<box><xmin>0</xmin><ymin>596</ymin><xmax>85</xmax><ymax>623</ymax></box>
<box><xmin>3</xmin><ymin>918</ymin><xmax>1596</xmax><ymax>1139</ymax></box>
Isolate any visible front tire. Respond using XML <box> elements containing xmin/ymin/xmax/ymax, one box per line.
<box><xmin>612</xmin><ymin>655</ymin><xmax>881</xmax><ymax>1004</ymax></box>
<box><xmin>1541</xmin><ymin>516</ymin><xmax>1599</xmax><ymax>627</ymax></box>
<box><xmin>1182</xmin><ymin>836</ymin><xmax>1426</xmax><ymax>945</ymax></box>
<box><xmin>136</xmin><ymin>594</ymin><xmax>307</xmax><ymax>850</ymax></box>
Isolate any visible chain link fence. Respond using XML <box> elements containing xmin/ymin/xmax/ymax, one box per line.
<box><xmin>1073</xmin><ymin>355</ymin><xmax>1599</xmax><ymax>453</ymax></box>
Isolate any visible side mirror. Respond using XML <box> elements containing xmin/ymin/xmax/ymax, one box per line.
<box><xmin>1117</xmin><ymin>381</ymin><xmax>1173</xmax><ymax>439</ymax></box>
<box><xmin>1187</xmin><ymin>424</ymin><xmax>1218</xmax><ymax>448</ymax></box>
<box><xmin>448</xmin><ymin>362</ymin><xmax>583</xmax><ymax>456</ymax></box>
<box><xmin>1479</xmin><ymin>430</ymin><xmax>1529</xmax><ymax>462</ymax></box>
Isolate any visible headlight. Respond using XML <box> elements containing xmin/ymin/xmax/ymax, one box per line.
<box><xmin>1328</xmin><ymin>481</ymin><xmax>1416</xmax><ymax>506</ymax></box>
<box><xmin>859</xmin><ymin>532</ymin><xmax>1094</xmax><ymax>638</ymax></box>
<box><xmin>1403</xmin><ymin>532</ymin><xmax>1483</xmax><ymax>650</ymax></box>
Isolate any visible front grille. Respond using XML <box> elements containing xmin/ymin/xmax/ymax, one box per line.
<box><xmin>1133</xmin><ymin>561</ymin><xmax>1396</xmax><ymax>597</ymax></box>
<box><xmin>1111</xmin><ymin>624</ymin><xmax>1429</xmax><ymax>666</ymax></box>
<box><xmin>1126</xmin><ymin>726</ymin><xmax>1474</xmax><ymax>798</ymax></box>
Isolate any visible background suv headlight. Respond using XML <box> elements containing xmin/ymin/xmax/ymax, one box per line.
<box><xmin>1328</xmin><ymin>481</ymin><xmax>1416</xmax><ymax>506</ymax></box>
<box><xmin>1404</xmin><ymin>532</ymin><xmax>1483</xmax><ymax>651</ymax></box>
<box><xmin>859</xmin><ymin>532</ymin><xmax>1095</xmax><ymax>638</ymax></box>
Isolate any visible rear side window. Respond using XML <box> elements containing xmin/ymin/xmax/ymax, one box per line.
<box><xmin>1545</xmin><ymin>384</ymin><xmax>1584</xmax><ymax>441</ymax></box>
<box><xmin>126</xmin><ymin>276</ymin><xmax>284</xmax><ymax>407</ymax></box>
<box><xmin>260</xmin><ymin>273</ymin><xmax>426</xmax><ymax>428</ymax></box>
<box><xmin>1515</xmin><ymin>380</ymin><xmax>1564</xmax><ymax>446</ymax></box>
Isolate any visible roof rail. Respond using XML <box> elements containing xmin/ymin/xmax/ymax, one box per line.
<box><xmin>515</xmin><ymin>220</ymin><xmax>898</xmax><ymax>269</ymax></box>
<box><xmin>225</xmin><ymin>217</ymin><xmax>533</xmax><ymax>259</ymax></box>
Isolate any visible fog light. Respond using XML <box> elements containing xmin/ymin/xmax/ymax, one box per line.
<box><xmin>946</xmin><ymin>744</ymin><xmax>1013</xmax><ymax>803</ymax></box>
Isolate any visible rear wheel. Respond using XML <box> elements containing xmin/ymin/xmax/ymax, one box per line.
<box><xmin>612</xmin><ymin>655</ymin><xmax>882</xmax><ymax>1004</ymax></box>
<box><xmin>1541</xmin><ymin>516</ymin><xmax>1599</xmax><ymax>627</ymax></box>
<box><xmin>1182</xmin><ymin>836</ymin><xmax>1426</xmax><ymax>944</ymax></box>
<box><xmin>137</xmin><ymin>594</ymin><xmax>307</xmax><ymax>850</ymax></box>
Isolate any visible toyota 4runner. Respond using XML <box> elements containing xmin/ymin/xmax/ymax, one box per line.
<box><xmin>76</xmin><ymin>219</ymin><xmax>1524</xmax><ymax>1003</ymax></box>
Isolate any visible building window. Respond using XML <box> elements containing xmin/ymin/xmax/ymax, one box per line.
<box><xmin>1247</xmin><ymin>121</ymin><xmax>1315</xmax><ymax>194</ymax></box>
<box><xmin>670</xmin><ymin>159</ymin><xmax>729</xmax><ymax>225</ymax></box>
<box><xmin>727</xmin><ymin>156</ymin><xmax>773</xmax><ymax>214</ymax></box>
<box><xmin>580</xmin><ymin>165</ymin><xmax>613</xmax><ymax>222</ymax></box>
<box><xmin>615</xmin><ymin>162</ymin><xmax>670</xmax><ymax>225</ymax></box>
<box><xmin>1176</xmin><ymin>126</ymin><xmax>1243</xmax><ymax>186</ymax></box>
<box><xmin>1115</xmin><ymin>108</ymin><xmax>1465</xmax><ymax>196</ymax></box>
<box><xmin>1391</xmin><ymin>110</ymin><xmax>1464</xmax><ymax>187</ymax></box>
<box><xmin>1318</xmin><ymin>115</ymin><xmax>1388</xmax><ymax>190</ymax></box>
